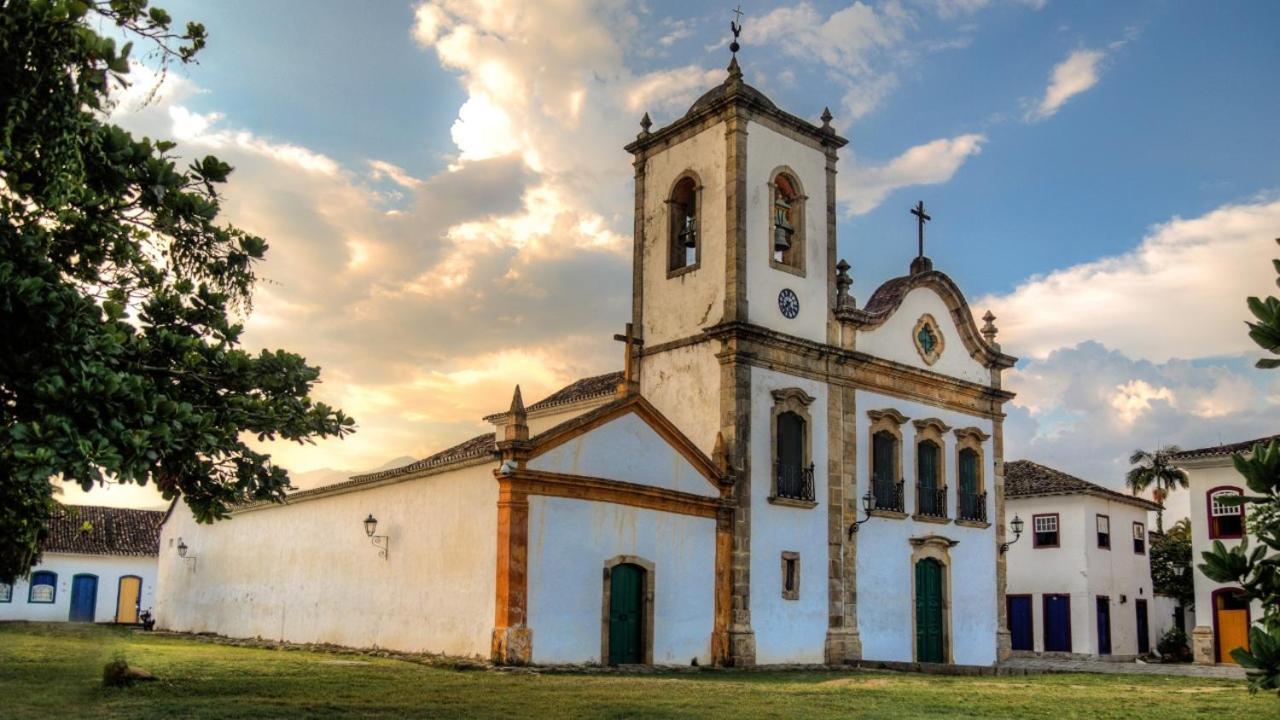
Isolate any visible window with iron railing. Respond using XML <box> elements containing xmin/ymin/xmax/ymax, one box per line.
<box><xmin>916</xmin><ymin>439</ymin><xmax>947</xmax><ymax>518</ymax></box>
<box><xmin>871</xmin><ymin>430</ymin><xmax>904</xmax><ymax>512</ymax></box>
<box><xmin>773</xmin><ymin>410</ymin><xmax>814</xmax><ymax>502</ymax></box>
<box><xmin>958</xmin><ymin>490</ymin><xmax>987</xmax><ymax>523</ymax></box>
<box><xmin>774</xmin><ymin>460</ymin><xmax>815</xmax><ymax>502</ymax></box>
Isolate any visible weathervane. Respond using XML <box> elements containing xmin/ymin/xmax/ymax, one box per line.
<box><xmin>730</xmin><ymin>5</ymin><xmax>743</xmax><ymax>56</ymax></box>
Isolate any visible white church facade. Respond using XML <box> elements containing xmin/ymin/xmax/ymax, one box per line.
<box><xmin>156</xmin><ymin>57</ymin><xmax>1018</xmax><ymax>667</ymax></box>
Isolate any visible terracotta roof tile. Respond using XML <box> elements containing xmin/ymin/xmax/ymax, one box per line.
<box><xmin>1005</xmin><ymin>460</ymin><xmax>1160</xmax><ymax>511</ymax></box>
<box><xmin>339</xmin><ymin>433</ymin><xmax>496</xmax><ymax>485</ymax></box>
<box><xmin>1168</xmin><ymin>434</ymin><xmax>1280</xmax><ymax>461</ymax></box>
<box><xmin>526</xmin><ymin>371</ymin><xmax>623</xmax><ymax>412</ymax></box>
<box><xmin>42</xmin><ymin>505</ymin><xmax>165</xmax><ymax>556</ymax></box>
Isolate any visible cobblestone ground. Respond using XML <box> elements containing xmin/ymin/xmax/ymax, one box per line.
<box><xmin>1000</xmin><ymin>657</ymin><xmax>1246</xmax><ymax>679</ymax></box>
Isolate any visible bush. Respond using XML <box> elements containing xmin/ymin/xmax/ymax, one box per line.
<box><xmin>1157</xmin><ymin>627</ymin><xmax>1191</xmax><ymax>663</ymax></box>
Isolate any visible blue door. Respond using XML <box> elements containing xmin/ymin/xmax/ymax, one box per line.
<box><xmin>1007</xmin><ymin>596</ymin><xmax>1033</xmax><ymax>651</ymax></box>
<box><xmin>1044</xmin><ymin>594</ymin><xmax>1072</xmax><ymax>652</ymax></box>
<box><xmin>1096</xmin><ymin>597</ymin><xmax>1111</xmax><ymax>655</ymax></box>
<box><xmin>69</xmin><ymin>574</ymin><xmax>98</xmax><ymax>623</ymax></box>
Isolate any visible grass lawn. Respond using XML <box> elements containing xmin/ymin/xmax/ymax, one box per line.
<box><xmin>0</xmin><ymin>622</ymin><xmax>1270</xmax><ymax>719</ymax></box>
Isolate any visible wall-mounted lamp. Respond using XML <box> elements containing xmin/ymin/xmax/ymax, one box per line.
<box><xmin>999</xmin><ymin>515</ymin><xmax>1024</xmax><ymax>554</ymax></box>
<box><xmin>364</xmin><ymin>514</ymin><xmax>389</xmax><ymax>560</ymax></box>
<box><xmin>176</xmin><ymin>538</ymin><xmax>198</xmax><ymax>571</ymax></box>
<box><xmin>1120</xmin><ymin>594</ymin><xmax>1128</xmax><ymax>604</ymax></box>
<box><xmin>847</xmin><ymin>490</ymin><xmax>875</xmax><ymax>536</ymax></box>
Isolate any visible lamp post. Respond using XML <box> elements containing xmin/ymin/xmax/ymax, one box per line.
<box><xmin>176</xmin><ymin>538</ymin><xmax>197</xmax><ymax>571</ymax></box>
<box><xmin>847</xmin><ymin>489</ymin><xmax>875</xmax><ymax>536</ymax></box>
<box><xmin>364</xmin><ymin>514</ymin><xmax>390</xmax><ymax>560</ymax></box>
<box><xmin>999</xmin><ymin>515</ymin><xmax>1024</xmax><ymax>554</ymax></box>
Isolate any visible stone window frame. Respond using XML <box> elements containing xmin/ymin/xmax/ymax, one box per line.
<box><xmin>666</xmin><ymin>170</ymin><xmax>703</xmax><ymax>278</ymax></box>
<box><xmin>953</xmin><ymin>426</ymin><xmax>991</xmax><ymax>528</ymax></box>
<box><xmin>867</xmin><ymin>408</ymin><xmax>909</xmax><ymax>518</ymax></box>
<box><xmin>912</xmin><ymin>314</ymin><xmax>946</xmax><ymax>366</ymax></box>
<box><xmin>767</xmin><ymin>166</ymin><xmax>807</xmax><ymax>277</ymax></box>
<box><xmin>780</xmin><ymin>551</ymin><xmax>800</xmax><ymax>601</ymax></box>
<box><xmin>600</xmin><ymin>555</ymin><xmax>656</xmax><ymax>665</ymax></box>
<box><xmin>909</xmin><ymin>534</ymin><xmax>957</xmax><ymax>664</ymax></box>
<box><xmin>912</xmin><ymin>418</ymin><xmax>952</xmax><ymax>524</ymax></box>
<box><xmin>769</xmin><ymin>387</ymin><xmax>817</xmax><ymax>508</ymax></box>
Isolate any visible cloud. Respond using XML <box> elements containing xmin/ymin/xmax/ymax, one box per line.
<box><xmin>980</xmin><ymin>198</ymin><xmax>1280</xmax><ymax>363</ymax></box>
<box><xmin>842</xmin><ymin>133</ymin><xmax>986</xmax><ymax>215</ymax></box>
<box><xmin>1027</xmin><ymin>48</ymin><xmax>1103</xmax><ymax>121</ymax></box>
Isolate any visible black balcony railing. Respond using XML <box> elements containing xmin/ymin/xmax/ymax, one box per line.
<box><xmin>959</xmin><ymin>491</ymin><xmax>987</xmax><ymax>523</ymax></box>
<box><xmin>774</xmin><ymin>462</ymin><xmax>815</xmax><ymax>502</ymax></box>
<box><xmin>871</xmin><ymin>479</ymin><xmax>904</xmax><ymax>513</ymax></box>
<box><xmin>917</xmin><ymin>484</ymin><xmax>948</xmax><ymax>518</ymax></box>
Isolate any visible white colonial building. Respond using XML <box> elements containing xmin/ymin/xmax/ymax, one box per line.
<box><xmin>157</xmin><ymin>56</ymin><xmax>1018</xmax><ymax>667</ymax></box>
<box><xmin>1003</xmin><ymin>461</ymin><xmax>1161</xmax><ymax>659</ymax></box>
<box><xmin>1170</xmin><ymin>435</ymin><xmax>1274</xmax><ymax>665</ymax></box>
<box><xmin>0</xmin><ymin>505</ymin><xmax>162</xmax><ymax>624</ymax></box>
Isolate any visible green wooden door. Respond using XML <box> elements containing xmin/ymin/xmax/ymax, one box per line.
<box><xmin>915</xmin><ymin>558</ymin><xmax>945</xmax><ymax>663</ymax></box>
<box><xmin>608</xmin><ymin>564</ymin><xmax>644</xmax><ymax>665</ymax></box>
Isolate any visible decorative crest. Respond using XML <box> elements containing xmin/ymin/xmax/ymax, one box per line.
<box><xmin>981</xmin><ymin>311</ymin><xmax>999</xmax><ymax>348</ymax></box>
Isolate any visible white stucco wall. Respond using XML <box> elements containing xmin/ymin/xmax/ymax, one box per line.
<box><xmin>156</xmin><ymin>463</ymin><xmax>498</xmax><ymax>657</ymax></box>
<box><xmin>642</xmin><ymin>123</ymin><xmax>727</xmax><ymax>347</ymax></box>
<box><xmin>853</xmin><ymin>389</ymin><xmax>998</xmax><ymax>665</ymax></box>
<box><xmin>1006</xmin><ymin>494</ymin><xmax>1157</xmax><ymax>657</ymax></box>
<box><xmin>640</xmin><ymin>341</ymin><xmax>721</xmax><ymax>455</ymax></box>
<box><xmin>526</xmin><ymin>496</ymin><xmax>716</xmax><ymax>665</ymax></box>
<box><xmin>743</xmin><ymin>120</ymin><xmax>829</xmax><ymax>344</ymax></box>
<box><xmin>749</xmin><ymin>367</ymin><xmax>829</xmax><ymax>664</ymax></box>
<box><xmin>0</xmin><ymin>553</ymin><xmax>157</xmax><ymax>623</ymax></box>
<box><xmin>529</xmin><ymin>411</ymin><xmax>719</xmax><ymax>498</ymax></box>
<box><xmin>856</xmin><ymin>288</ymin><xmax>989</xmax><ymax>385</ymax></box>
<box><xmin>1185</xmin><ymin>461</ymin><xmax>1267</xmax><ymax>634</ymax></box>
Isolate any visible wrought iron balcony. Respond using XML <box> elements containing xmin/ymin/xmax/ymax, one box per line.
<box><xmin>917</xmin><ymin>484</ymin><xmax>948</xmax><ymax>519</ymax></box>
<box><xmin>774</xmin><ymin>461</ymin><xmax>815</xmax><ymax>502</ymax></box>
<box><xmin>871</xmin><ymin>479</ymin><xmax>904</xmax><ymax>513</ymax></box>
<box><xmin>959</xmin><ymin>491</ymin><xmax>987</xmax><ymax>523</ymax></box>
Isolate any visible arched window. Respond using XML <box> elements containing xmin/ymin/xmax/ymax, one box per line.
<box><xmin>667</xmin><ymin>174</ymin><xmax>700</xmax><ymax>274</ymax></box>
<box><xmin>28</xmin><ymin>571</ymin><xmax>56</xmax><ymax>603</ymax></box>
<box><xmin>770</xmin><ymin>169</ymin><xmax>805</xmax><ymax>273</ymax></box>
<box><xmin>770</xmin><ymin>387</ymin><xmax>815</xmax><ymax>503</ymax></box>
<box><xmin>917</xmin><ymin>439</ymin><xmax>943</xmax><ymax>517</ymax></box>
<box><xmin>1208</xmin><ymin>487</ymin><xmax>1244</xmax><ymax>539</ymax></box>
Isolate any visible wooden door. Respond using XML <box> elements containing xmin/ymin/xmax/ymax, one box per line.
<box><xmin>1135</xmin><ymin>599</ymin><xmax>1150</xmax><ymax>654</ymax></box>
<box><xmin>915</xmin><ymin>558</ymin><xmax>945</xmax><ymax>663</ymax></box>
<box><xmin>1044</xmin><ymin>594</ymin><xmax>1072</xmax><ymax>652</ymax></box>
<box><xmin>116</xmin><ymin>576</ymin><xmax>142</xmax><ymax>623</ymax></box>
<box><xmin>69</xmin><ymin>574</ymin><xmax>98</xmax><ymax>623</ymax></box>
<box><xmin>1215</xmin><ymin>591</ymin><xmax>1250</xmax><ymax>664</ymax></box>
<box><xmin>1007</xmin><ymin>595</ymin><xmax>1033</xmax><ymax>651</ymax></box>
<box><xmin>608</xmin><ymin>564</ymin><xmax>644</xmax><ymax>665</ymax></box>
<box><xmin>1096</xmin><ymin>597</ymin><xmax>1111</xmax><ymax>655</ymax></box>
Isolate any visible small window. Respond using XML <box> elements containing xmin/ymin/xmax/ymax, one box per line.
<box><xmin>1033</xmin><ymin>514</ymin><xmax>1059</xmax><ymax>548</ymax></box>
<box><xmin>29</xmin><ymin>571</ymin><xmax>56</xmax><ymax>603</ymax></box>
<box><xmin>1133</xmin><ymin>522</ymin><xmax>1146</xmax><ymax>554</ymax></box>
<box><xmin>0</xmin><ymin>583</ymin><xmax>11</xmax><ymax>603</ymax></box>
<box><xmin>781</xmin><ymin>552</ymin><xmax>800</xmax><ymax>601</ymax></box>
<box><xmin>1096</xmin><ymin>514</ymin><xmax>1111</xmax><ymax>549</ymax></box>
<box><xmin>667</xmin><ymin>175</ymin><xmax>700</xmax><ymax>274</ymax></box>
<box><xmin>1209</xmin><ymin>488</ymin><xmax>1245</xmax><ymax>539</ymax></box>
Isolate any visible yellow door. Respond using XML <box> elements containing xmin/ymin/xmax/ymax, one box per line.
<box><xmin>115</xmin><ymin>576</ymin><xmax>141</xmax><ymax>624</ymax></box>
<box><xmin>1218</xmin><ymin>609</ymin><xmax>1249</xmax><ymax>663</ymax></box>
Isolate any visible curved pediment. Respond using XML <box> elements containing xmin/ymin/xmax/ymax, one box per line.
<box><xmin>836</xmin><ymin>270</ymin><xmax>1015</xmax><ymax>371</ymax></box>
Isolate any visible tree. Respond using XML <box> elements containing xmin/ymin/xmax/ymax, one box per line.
<box><xmin>1126</xmin><ymin>446</ymin><xmax>1189</xmax><ymax>533</ymax></box>
<box><xmin>0</xmin><ymin>0</ymin><xmax>354</xmax><ymax>582</ymax></box>
<box><xmin>1197</xmin><ymin>239</ymin><xmax>1280</xmax><ymax>696</ymax></box>
<box><xmin>1150</xmin><ymin>518</ymin><xmax>1194</xmax><ymax>610</ymax></box>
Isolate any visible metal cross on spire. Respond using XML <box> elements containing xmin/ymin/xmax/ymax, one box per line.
<box><xmin>729</xmin><ymin>5</ymin><xmax>744</xmax><ymax>56</ymax></box>
<box><xmin>910</xmin><ymin>200</ymin><xmax>931</xmax><ymax>259</ymax></box>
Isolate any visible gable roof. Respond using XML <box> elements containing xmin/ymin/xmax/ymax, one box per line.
<box><xmin>527</xmin><ymin>371</ymin><xmax>623</xmax><ymax>412</ymax></box>
<box><xmin>1168</xmin><ymin>434</ymin><xmax>1280</xmax><ymax>461</ymax></box>
<box><xmin>1005</xmin><ymin>460</ymin><xmax>1161</xmax><ymax>511</ymax></box>
<box><xmin>43</xmin><ymin>505</ymin><xmax>165</xmax><ymax>557</ymax></box>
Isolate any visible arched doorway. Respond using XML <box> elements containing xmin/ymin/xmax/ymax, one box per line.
<box><xmin>1213</xmin><ymin>588</ymin><xmax>1251</xmax><ymax>664</ymax></box>
<box><xmin>601</xmin><ymin>556</ymin><xmax>654</xmax><ymax>665</ymax></box>
<box><xmin>915</xmin><ymin>558</ymin><xmax>945</xmax><ymax>663</ymax></box>
<box><xmin>116</xmin><ymin>575</ymin><xmax>142</xmax><ymax>623</ymax></box>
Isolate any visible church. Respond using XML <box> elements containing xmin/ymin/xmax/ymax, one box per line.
<box><xmin>155</xmin><ymin>52</ymin><xmax>1018</xmax><ymax>667</ymax></box>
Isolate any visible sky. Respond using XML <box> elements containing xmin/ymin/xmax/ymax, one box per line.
<box><xmin>64</xmin><ymin>0</ymin><xmax>1280</xmax><ymax>518</ymax></box>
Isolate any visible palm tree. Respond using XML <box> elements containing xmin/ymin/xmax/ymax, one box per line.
<box><xmin>1126</xmin><ymin>446</ymin><xmax>1189</xmax><ymax>533</ymax></box>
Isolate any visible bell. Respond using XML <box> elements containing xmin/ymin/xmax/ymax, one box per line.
<box><xmin>774</xmin><ymin>222</ymin><xmax>792</xmax><ymax>252</ymax></box>
<box><xmin>679</xmin><ymin>214</ymin><xmax>697</xmax><ymax>248</ymax></box>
